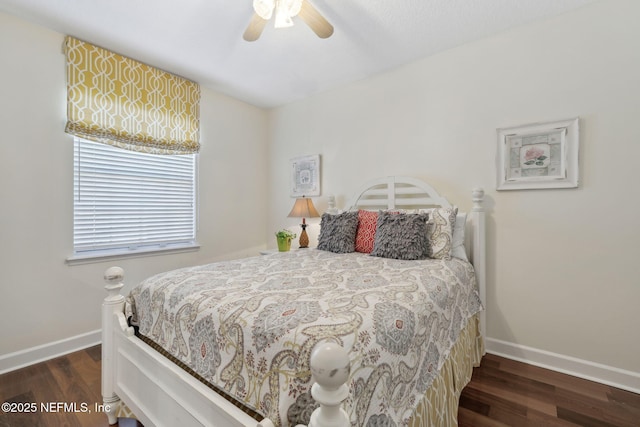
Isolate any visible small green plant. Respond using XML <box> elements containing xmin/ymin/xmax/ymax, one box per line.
<box><xmin>275</xmin><ymin>229</ymin><xmax>297</xmax><ymax>239</ymax></box>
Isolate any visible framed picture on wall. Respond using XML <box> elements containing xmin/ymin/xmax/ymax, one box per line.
<box><xmin>496</xmin><ymin>117</ymin><xmax>579</xmax><ymax>190</ymax></box>
<box><xmin>290</xmin><ymin>154</ymin><xmax>320</xmax><ymax>197</ymax></box>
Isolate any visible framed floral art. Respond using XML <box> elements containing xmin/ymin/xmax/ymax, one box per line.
<box><xmin>496</xmin><ymin>117</ymin><xmax>579</xmax><ymax>190</ymax></box>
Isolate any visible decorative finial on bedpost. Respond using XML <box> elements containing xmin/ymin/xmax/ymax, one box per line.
<box><xmin>308</xmin><ymin>341</ymin><xmax>350</xmax><ymax>427</ymax></box>
<box><xmin>472</xmin><ymin>188</ymin><xmax>485</xmax><ymax>212</ymax></box>
<box><xmin>104</xmin><ymin>266</ymin><xmax>124</xmax><ymax>301</ymax></box>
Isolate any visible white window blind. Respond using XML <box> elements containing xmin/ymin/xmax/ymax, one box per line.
<box><xmin>73</xmin><ymin>138</ymin><xmax>197</xmax><ymax>257</ymax></box>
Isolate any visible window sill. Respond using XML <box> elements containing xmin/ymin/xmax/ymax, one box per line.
<box><xmin>66</xmin><ymin>243</ymin><xmax>200</xmax><ymax>266</ymax></box>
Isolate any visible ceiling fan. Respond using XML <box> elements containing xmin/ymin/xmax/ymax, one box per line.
<box><xmin>243</xmin><ymin>0</ymin><xmax>334</xmax><ymax>41</ymax></box>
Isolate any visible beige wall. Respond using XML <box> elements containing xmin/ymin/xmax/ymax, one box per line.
<box><xmin>267</xmin><ymin>0</ymin><xmax>640</xmax><ymax>377</ymax></box>
<box><xmin>0</xmin><ymin>12</ymin><xmax>269</xmax><ymax>356</ymax></box>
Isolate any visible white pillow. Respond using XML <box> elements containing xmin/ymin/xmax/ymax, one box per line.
<box><xmin>451</xmin><ymin>212</ymin><xmax>468</xmax><ymax>261</ymax></box>
<box><xmin>417</xmin><ymin>207</ymin><xmax>457</xmax><ymax>260</ymax></box>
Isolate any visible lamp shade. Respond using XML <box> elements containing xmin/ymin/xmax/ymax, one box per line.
<box><xmin>288</xmin><ymin>197</ymin><xmax>320</xmax><ymax>218</ymax></box>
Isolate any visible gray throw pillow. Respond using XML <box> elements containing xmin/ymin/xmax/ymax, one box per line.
<box><xmin>317</xmin><ymin>211</ymin><xmax>359</xmax><ymax>253</ymax></box>
<box><xmin>370</xmin><ymin>211</ymin><xmax>429</xmax><ymax>260</ymax></box>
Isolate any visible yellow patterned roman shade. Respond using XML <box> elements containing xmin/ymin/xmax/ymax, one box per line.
<box><xmin>64</xmin><ymin>36</ymin><xmax>200</xmax><ymax>154</ymax></box>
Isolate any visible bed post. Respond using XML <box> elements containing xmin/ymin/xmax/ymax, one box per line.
<box><xmin>471</xmin><ymin>188</ymin><xmax>486</xmax><ymax>340</ymax></box>
<box><xmin>307</xmin><ymin>341</ymin><xmax>350</xmax><ymax>427</ymax></box>
<box><xmin>102</xmin><ymin>266</ymin><xmax>124</xmax><ymax>425</ymax></box>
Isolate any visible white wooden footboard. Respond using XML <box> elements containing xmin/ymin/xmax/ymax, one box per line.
<box><xmin>102</xmin><ymin>267</ymin><xmax>351</xmax><ymax>427</ymax></box>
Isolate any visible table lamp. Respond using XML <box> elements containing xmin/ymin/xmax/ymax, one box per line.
<box><xmin>287</xmin><ymin>196</ymin><xmax>320</xmax><ymax>248</ymax></box>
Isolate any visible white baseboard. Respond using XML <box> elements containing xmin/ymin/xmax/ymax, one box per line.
<box><xmin>0</xmin><ymin>330</ymin><xmax>101</xmax><ymax>375</ymax></box>
<box><xmin>485</xmin><ymin>337</ymin><xmax>640</xmax><ymax>394</ymax></box>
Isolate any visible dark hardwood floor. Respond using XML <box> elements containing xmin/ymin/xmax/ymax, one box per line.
<box><xmin>458</xmin><ymin>353</ymin><xmax>640</xmax><ymax>427</ymax></box>
<box><xmin>0</xmin><ymin>346</ymin><xmax>638</xmax><ymax>426</ymax></box>
<box><xmin>0</xmin><ymin>345</ymin><xmax>140</xmax><ymax>427</ymax></box>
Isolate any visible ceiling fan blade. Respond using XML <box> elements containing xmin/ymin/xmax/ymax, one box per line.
<box><xmin>298</xmin><ymin>0</ymin><xmax>334</xmax><ymax>39</ymax></box>
<box><xmin>243</xmin><ymin>13</ymin><xmax>268</xmax><ymax>41</ymax></box>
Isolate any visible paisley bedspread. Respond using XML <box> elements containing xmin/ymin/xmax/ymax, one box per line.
<box><xmin>127</xmin><ymin>249</ymin><xmax>482</xmax><ymax>427</ymax></box>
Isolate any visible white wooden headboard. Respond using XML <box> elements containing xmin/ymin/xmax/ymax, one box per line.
<box><xmin>347</xmin><ymin>176</ymin><xmax>451</xmax><ymax>210</ymax></box>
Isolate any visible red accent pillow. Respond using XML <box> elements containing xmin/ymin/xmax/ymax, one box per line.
<box><xmin>355</xmin><ymin>210</ymin><xmax>378</xmax><ymax>253</ymax></box>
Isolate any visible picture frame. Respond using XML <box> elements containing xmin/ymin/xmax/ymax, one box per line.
<box><xmin>496</xmin><ymin>117</ymin><xmax>579</xmax><ymax>190</ymax></box>
<box><xmin>290</xmin><ymin>154</ymin><xmax>320</xmax><ymax>197</ymax></box>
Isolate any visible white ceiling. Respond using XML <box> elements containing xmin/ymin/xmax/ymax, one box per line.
<box><xmin>0</xmin><ymin>0</ymin><xmax>597</xmax><ymax>108</ymax></box>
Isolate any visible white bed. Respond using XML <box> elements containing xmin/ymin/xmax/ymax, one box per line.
<box><xmin>101</xmin><ymin>176</ymin><xmax>486</xmax><ymax>427</ymax></box>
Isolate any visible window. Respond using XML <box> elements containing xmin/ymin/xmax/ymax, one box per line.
<box><xmin>71</xmin><ymin>138</ymin><xmax>197</xmax><ymax>260</ymax></box>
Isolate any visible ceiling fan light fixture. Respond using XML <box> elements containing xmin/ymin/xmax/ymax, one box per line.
<box><xmin>288</xmin><ymin>0</ymin><xmax>303</xmax><ymax>17</ymax></box>
<box><xmin>273</xmin><ymin>0</ymin><xmax>304</xmax><ymax>29</ymax></box>
<box><xmin>244</xmin><ymin>0</ymin><xmax>332</xmax><ymax>41</ymax></box>
<box><xmin>274</xmin><ymin>1</ymin><xmax>294</xmax><ymax>28</ymax></box>
<box><xmin>253</xmin><ymin>0</ymin><xmax>274</xmax><ymax>20</ymax></box>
